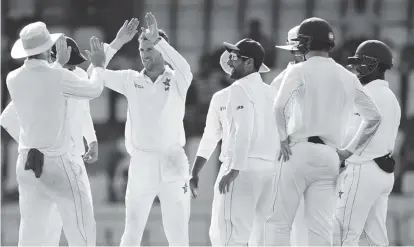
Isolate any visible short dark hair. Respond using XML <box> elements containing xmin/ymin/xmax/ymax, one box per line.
<box><xmin>138</xmin><ymin>29</ymin><xmax>169</xmax><ymax>43</ymax></box>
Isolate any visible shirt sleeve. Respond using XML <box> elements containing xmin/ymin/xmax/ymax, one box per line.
<box><xmin>227</xmin><ymin>85</ymin><xmax>254</xmax><ymax>171</ymax></box>
<box><xmin>345</xmin><ymin>76</ymin><xmax>382</xmax><ymax>155</ymax></box>
<box><xmin>196</xmin><ymin>94</ymin><xmax>222</xmax><ymax>160</ymax></box>
<box><xmin>273</xmin><ymin>65</ymin><xmax>303</xmax><ymax>141</ymax></box>
<box><xmin>154</xmin><ymin>38</ymin><xmax>193</xmax><ymax>100</ymax></box>
<box><xmin>0</xmin><ymin>101</ymin><xmax>20</xmax><ymax>142</ymax></box>
<box><xmin>86</xmin><ymin>44</ymin><xmax>129</xmax><ymax>95</ymax></box>
<box><xmin>52</xmin><ymin>62</ymin><xmax>105</xmax><ymax>100</ymax></box>
<box><xmin>82</xmin><ymin>101</ymin><xmax>97</xmax><ymax>144</ymax></box>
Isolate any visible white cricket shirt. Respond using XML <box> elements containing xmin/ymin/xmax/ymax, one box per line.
<box><xmin>196</xmin><ymin>87</ymin><xmax>230</xmax><ymax>163</ymax></box>
<box><xmin>226</xmin><ymin>72</ymin><xmax>280</xmax><ymax>171</ymax></box>
<box><xmin>98</xmin><ymin>38</ymin><xmax>193</xmax><ymax>153</ymax></box>
<box><xmin>6</xmin><ymin>59</ymin><xmax>104</xmax><ymax>156</ymax></box>
<box><xmin>345</xmin><ymin>79</ymin><xmax>401</xmax><ymax>164</ymax></box>
<box><xmin>1</xmin><ymin>67</ymin><xmax>98</xmax><ymax>156</ymax></box>
<box><xmin>67</xmin><ymin>67</ymin><xmax>97</xmax><ymax>155</ymax></box>
<box><xmin>274</xmin><ymin>56</ymin><xmax>382</xmax><ymax>155</ymax></box>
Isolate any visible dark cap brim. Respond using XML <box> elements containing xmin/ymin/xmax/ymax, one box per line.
<box><xmin>223</xmin><ymin>42</ymin><xmax>240</xmax><ymax>52</ymax></box>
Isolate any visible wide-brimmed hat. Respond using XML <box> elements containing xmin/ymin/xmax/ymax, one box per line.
<box><xmin>11</xmin><ymin>22</ymin><xmax>62</xmax><ymax>59</ymax></box>
<box><xmin>275</xmin><ymin>25</ymin><xmax>300</xmax><ymax>51</ymax></box>
<box><xmin>220</xmin><ymin>38</ymin><xmax>270</xmax><ymax>75</ymax></box>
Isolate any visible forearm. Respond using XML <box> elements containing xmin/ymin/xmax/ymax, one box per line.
<box><xmin>274</xmin><ymin>106</ymin><xmax>288</xmax><ymax>141</ymax></box>
<box><xmin>191</xmin><ymin>156</ymin><xmax>208</xmax><ymax>177</ymax></box>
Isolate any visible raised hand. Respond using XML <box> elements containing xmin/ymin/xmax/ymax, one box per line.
<box><xmin>55</xmin><ymin>35</ymin><xmax>71</xmax><ymax>65</ymax></box>
<box><xmin>115</xmin><ymin>18</ymin><xmax>140</xmax><ymax>45</ymax></box>
<box><xmin>85</xmin><ymin>36</ymin><xmax>106</xmax><ymax>68</ymax></box>
<box><xmin>140</xmin><ymin>12</ymin><xmax>160</xmax><ymax>43</ymax></box>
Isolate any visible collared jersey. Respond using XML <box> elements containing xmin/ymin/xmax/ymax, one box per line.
<box><xmin>226</xmin><ymin>72</ymin><xmax>280</xmax><ymax>171</ymax></box>
<box><xmin>97</xmin><ymin>38</ymin><xmax>193</xmax><ymax>153</ymax></box>
<box><xmin>196</xmin><ymin>87</ymin><xmax>230</xmax><ymax>163</ymax></box>
<box><xmin>6</xmin><ymin>59</ymin><xmax>104</xmax><ymax>156</ymax></box>
<box><xmin>345</xmin><ymin>80</ymin><xmax>401</xmax><ymax>164</ymax></box>
<box><xmin>274</xmin><ymin>56</ymin><xmax>381</xmax><ymax>155</ymax></box>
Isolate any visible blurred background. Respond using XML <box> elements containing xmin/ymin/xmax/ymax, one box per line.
<box><xmin>1</xmin><ymin>0</ymin><xmax>414</xmax><ymax>245</ymax></box>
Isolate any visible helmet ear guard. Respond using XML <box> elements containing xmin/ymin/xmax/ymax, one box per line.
<box><xmin>348</xmin><ymin>55</ymin><xmax>380</xmax><ymax>79</ymax></box>
<box><xmin>293</xmin><ymin>35</ymin><xmax>312</xmax><ymax>55</ymax></box>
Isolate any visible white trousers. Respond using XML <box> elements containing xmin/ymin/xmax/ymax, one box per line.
<box><xmin>264</xmin><ymin>142</ymin><xmax>340</xmax><ymax>246</ymax></box>
<box><xmin>120</xmin><ymin>148</ymin><xmax>191</xmax><ymax>246</ymax></box>
<box><xmin>16</xmin><ymin>152</ymin><xmax>95</xmax><ymax>246</ymax></box>
<box><xmin>209</xmin><ymin>165</ymin><xmax>309</xmax><ymax>246</ymax></box>
<box><xmin>333</xmin><ymin>161</ymin><xmax>394</xmax><ymax>246</ymax></box>
<box><xmin>216</xmin><ymin>163</ymin><xmax>276</xmax><ymax>246</ymax></box>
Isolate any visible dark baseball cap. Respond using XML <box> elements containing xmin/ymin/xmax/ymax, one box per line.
<box><xmin>222</xmin><ymin>38</ymin><xmax>270</xmax><ymax>73</ymax></box>
<box><xmin>51</xmin><ymin>37</ymin><xmax>87</xmax><ymax>65</ymax></box>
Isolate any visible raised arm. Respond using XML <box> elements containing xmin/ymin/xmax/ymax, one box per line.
<box><xmin>0</xmin><ymin>101</ymin><xmax>20</xmax><ymax>142</ymax></box>
<box><xmin>142</xmin><ymin>13</ymin><xmax>193</xmax><ymax>99</ymax></box>
<box><xmin>53</xmin><ymin>36</ymin><xmax>106</xmax><ymax>99</ymax></box>
<box><xmin>273</xmin><ymin>65</ymin><xmax>303</xmax><ymax>141</ymax></box>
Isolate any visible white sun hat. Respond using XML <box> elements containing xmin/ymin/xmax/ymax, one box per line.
<box><xmin>275</xmin><ymin>25</ymin><xmax>300</xmax><ymax>51</ymax></box>
<box><xmin>11</xmin><ymin>22</ymin><xmax>63</xmax><ymax>59</ymax></box>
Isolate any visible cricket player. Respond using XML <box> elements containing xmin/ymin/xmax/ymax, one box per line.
<box><xmin>189</xmin><ymin>79</ymin><xmax>231</xmax><ymax>246</ymax></box>
<box><xmin>88</xmin><ymin>13</ymin><xmax>192</xmax><ymax>246</ymax></box>
<box><xmin>0</xmin><ymin>35</ymin><xmax>100</xmax><ymax>246</ymax></box>
<box><xmin>333</xmin><ymin>40</ymin><xmax>400</xmax><ymax>246</ymax></box>
<box><xmin>265</xmin><ymin>17</ymin><xmax>382</xmax><ymax>246</ymax></box>
<box><xmin>264</xmin><ymin>25</ymin><xmax>309</xmax><ymax>246</ymax></box>
<box><xmin>5</xmin><ymin>21</ymin><xmax>106</xmax><ymax>246</ymax></box>
<box><xmin>215</xmin><ymin>38</ymin><xmax>280</xmax><ymax>246</ymax></box>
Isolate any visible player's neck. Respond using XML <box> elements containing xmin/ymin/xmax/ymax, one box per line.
<box><xmin>305</xmin><ymin>51</ymin><xmax>329</xmax><ymax>60</ymax></box>
<box><xmin>145</xmin><ymin>65</ymin><xmax>166</xmax><ymax>82</ymax></box>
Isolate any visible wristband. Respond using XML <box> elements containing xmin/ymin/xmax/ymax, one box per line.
<box><xmin>153</xmin><ymin>37</ymin><xmax>162</xmax><ymax>46</ymax></box>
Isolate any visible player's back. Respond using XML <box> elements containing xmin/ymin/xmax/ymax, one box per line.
<box><xmin>6</xmin><ymin>60</ymin><xmax>71</xmax><ymax>155</ymax></box>
<box><xmin>287</xmin><ymin>56</ymin><xmax>359</xmax><ymax>148</ymax></box>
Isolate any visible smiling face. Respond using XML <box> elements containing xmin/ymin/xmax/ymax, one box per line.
<box><xmin>139</xmin><ymin>39</ymin><xmax>164</xmax><ymax>71</ymax></box>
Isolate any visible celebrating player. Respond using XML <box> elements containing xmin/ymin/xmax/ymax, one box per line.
<box><xmin>5</xmin><ymin>21</ymin><xmax>105</xmax><ymax>246</ymax></box>
<box><xmin>1</xmin><ymin>35</ymin><xmax>99</xmax><ymax>246</ymax></box>
<box><xmin>333</xmin><ymin>40</ymin><xmax>400</xmax><ymax>246</ymax></box>
<box><xmin>88</xmin><ymin>13</ymin><xmax>193</xmax><ymax>246</ymax></box>
<box><xmin>266</xmin><ymin>17</ymin><xmax>382</xmax><ymax>246</ymax></box>
<box><xmin>216</xmin><ymin>38</ymin><xmax>280</xmax><ymax>246</ymax></box>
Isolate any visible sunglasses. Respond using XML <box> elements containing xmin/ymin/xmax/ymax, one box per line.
<box><xmin>228</xmin><ymin>52</ymin><xmax>249</xmax><ymax>61</ymax></box>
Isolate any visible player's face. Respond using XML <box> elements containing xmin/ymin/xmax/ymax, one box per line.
<box><xmin>227</xmin><ymin>52</ymin><xmax>249</xmax><ymax>79</ymax></box>
<box><xmin>139</xmin><ymin>39</ymin><xmax>163</xmax><ymax>71</ymax></box>
<box><xmin>291</xmin><ymin>50</ymin><xmax>304</xmax><ymax>63</ymax></box>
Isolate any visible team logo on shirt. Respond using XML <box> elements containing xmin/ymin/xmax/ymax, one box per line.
<box><xmin>134</xmin><ymin>83</ymin><xmax>144</xmax><ymax>89</ymax></box>
<box><xmin>163</xmin><ymin>78</ymin><xmax>171</xmax><ymax>91</ymax></box>
<box><xmin>338</xmin><ymin>190</ymin><xmax>344</xmax><ymax>199</ymax></box>
<box><xmin>220</xmin><ymin>106</ymin><xmax>226</xmax><ymax>111</ymax></box>
<box><xmin>236</xmin><ymin>105</ymin><xmax>244</xmax><ymax>110</ymax></box>
<box><xmin>354</xmin><ymin>112</ymin><xmax>360</xmax><ymax>116</ymax></box>
<box><xmin>182</xmin><ymin>182</ymin><xmax>188</xmax><ymax>194</ymax></box>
